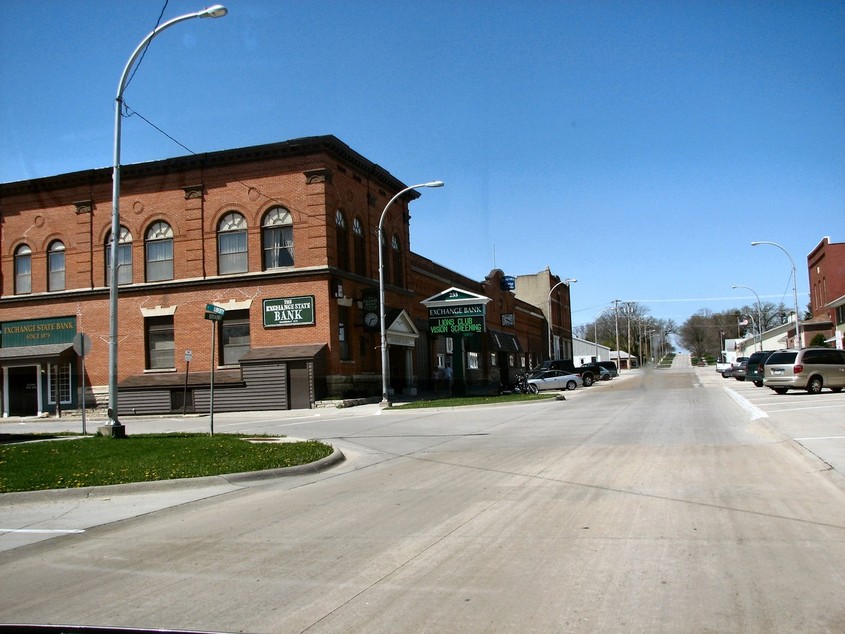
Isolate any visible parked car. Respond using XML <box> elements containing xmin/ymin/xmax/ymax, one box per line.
<box><xmin>597</xmin><ymin>361</ymin><xmax>619</xmax><ymax>377</ymax></box>
<box><xmin>575</xmin><ymin>362</ymin><xmax>605</xmax><ymax>387</ymax></box>
<box><xmin>599</xmin><ymin>366</ymin><xmax>612</xmax><ymax>381</ymax></box>
<box><xmin>744</xmin><ymin>350</ymin><xmax>774</xmax><ymax>387</ymax></box>
<box><xmin>763</xmin><ymin>347</ymin><xmax>845</xmax><ymax>394</ymax></box>
<box><xmin>722</xmin><ymin>356</ymin><xmax>749</xmax><ymax>378</ymax></box>
<box><xmin>527</xmin><ymin>370</ymin><xmax>583</xmax><ymax>391</ymax></box>
<box><xmin>733</xmin><ymin>358</ymin><xmax>749</xmax><ymax>381</ymax></box>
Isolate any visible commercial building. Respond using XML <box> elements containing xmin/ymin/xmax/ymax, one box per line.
<box><xmin>0</xmin><ymin>136</ymin><xmax>573</xmax><ymax>416</ymax></box>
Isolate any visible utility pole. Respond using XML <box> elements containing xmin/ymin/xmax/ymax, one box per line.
<box><xmin>613</xmin><ymin>299</ymin><xmax>622</xmax><ymax>372</ymax></box>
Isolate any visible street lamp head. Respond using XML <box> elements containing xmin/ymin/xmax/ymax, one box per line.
<box><xmin>750</xmin><ymin>241</ymin><xmax>761</xmax><ymax>246</ymax></box>
<box><xmin>565</xmin><ymin>278</ymin><xmax>577</xmax><ymax>284</ymax></box>
<box><xmin>423</xmin><ymin>180</ymin><xmax>445</xmax><ymax>188</ymax></box>
<box><xmin>199</xmin><ymin>4</ymin><xmax>228</xmax><ymax>18</ymax></box>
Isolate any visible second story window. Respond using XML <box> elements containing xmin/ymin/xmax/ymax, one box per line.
<box><xmin>391</xmin><ymin>234</ymin><xmax>403</xmax><ymax>287</ymax></box>
<box><xmin>48</xmin><ymin>241</ymin><xmax>65</xmax><ymax>291</ymax></box>
<box><xmin>106</xmin><ymin>226</ymin><xmax>133</xmax><ymax>286</ymax></box>
<box><xmin>353</xmin><ymin>217</ymin><xmax>366</xmax><ymax>276</ymax></box>
<box><xmin>14</xmin><ymin>245</ymin><xmax>31</xmax><ymax>294</ymax></box>
<box><xmin>217</xmin><ymin>212</ymin><xmax>248</xmax><ymax>274</ymax></box>
<box><xmin>262</xmin><ymin>206</ymin><xmax>293</xmax><ymax>269</ymax></box>
<box><xmin>145</xmin><ymin>221</ymin><xmax>173</xmax><ymax>282</ymax></box>
<box><xmin>336</xmin><ymin>209</ymin><xmax>349</xmax><ymax>270</ymax></box>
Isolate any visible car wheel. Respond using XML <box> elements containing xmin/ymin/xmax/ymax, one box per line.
<box><xmin>773</xmin><ymin>387</ymin><xmax>788</xmax><ymax>395</ymax></box>
<box><xmin>582</xmin><ymin>374</ymin><xmax>594</xmax><ymax>387</ymax></box>
<box><xmin>754</xmin><ymin>380</ymin><xmax>763</xmax><ymax>387</ymax></box>
<box><xmin>566</xmin><ymin>380</ymin><xmax>577</xmax><ymax>390</ymax></box>
<box><xmin>807</xmin><ymin>376</ymin><xmax>823</xmax><ymax>394</ymax></box>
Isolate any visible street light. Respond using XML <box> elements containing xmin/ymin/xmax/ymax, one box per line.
<box><xmin>750</xmin><ymin>241</ymin><xmax>802</xmax><ymax>349</ymax></box>
<box><xmin>106</xmin><ymin>5</ymin><xmax>228</xmax><ymax>436</ymax></box>
<box><xmin>379</xmin><ymin>181</ymin><xmax>444</xmax><ymax>406</ymax></box>
<box><xmin>547</xmin><ymin>278</ymin><xmax>577</xmax><ymax>359</ymax></box>
<box><xmin>732</xmin><ymin>284</ymin><xmax>763</xmax><ymax>352</ymax></box>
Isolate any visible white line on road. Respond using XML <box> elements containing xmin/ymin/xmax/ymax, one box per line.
<box><xmin>723</xmin><ymin>386</ymin><xmax>768</xmax><ymax>420</ymax></box>
<box><xmin>1</xmin><ymin>528</ymin><xmax>85</xmax><ymax>534</ymax></box>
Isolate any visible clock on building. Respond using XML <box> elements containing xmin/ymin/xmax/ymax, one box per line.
<box><xmin>364</xmin><ymin>312</ymin><xmax>379</xmax><ymax>328</ymax></box>
<box><xmin>501</xmin><ymin>313</ymin><xmax>515</xmax><ymax>326</ymax></box>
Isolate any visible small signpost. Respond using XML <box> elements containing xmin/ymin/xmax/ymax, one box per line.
<box><xmin>204</xmin><ymin>304</ymin><xmax>225</xmax><ymax>435</ymax></box>
<box><xmin>72</xmin><ymin>332</ymin><xmax>92</xmax><ymax>434</ymax></box>
<box><xmin>183</xmin><ymin>349</ymin><xmax>192</xmax><ymax>416</ymax></box>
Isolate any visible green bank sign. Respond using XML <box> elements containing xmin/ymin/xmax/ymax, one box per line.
<box><xmin>2</xmin><ymin>317</ymin><xmax>77</xmax><ymax>347</ymax></box>
<box><xmin>428</xmin><ymin>304</ymin><xmax>486</xmax><ymax>335</ymax></box>
<box><xmin>263</xmin><ymin>295</ymin><xmax>315</xmax><ymax>327</ymax></box>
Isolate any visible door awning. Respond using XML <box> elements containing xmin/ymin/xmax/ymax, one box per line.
<box><xmin>488</xmin><ymin>330</ymin><xmax>522</xmax><ymax>353</ymax></box>
<box><xmin>0</xmin><ymin>343</ymin><xmax>74</xmax><ymax>365</ymax></box>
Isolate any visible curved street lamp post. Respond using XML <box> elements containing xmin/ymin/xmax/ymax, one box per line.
<box><xmin>547</xmin><ymin>278</ymin><xmax>576</xmax><ymax>360</ymax></box>
<box><xmin>750</xmin><ymin>241</ymin><xmax>802</xmax><ymax>350</ymax></box>
<box><xmin>379</xmin><ymin>181</ymin><xmax>444</xmax><ymax>406</ymax></box>
<box><xmin>732</xmin><ymin>284</ymin><xmax>763</xmax><ymax>352</ymax></box>
<box><xmin>105</xmin><ymin>5</ymin><xmax>228</xmax><ymax>436</ymax></box>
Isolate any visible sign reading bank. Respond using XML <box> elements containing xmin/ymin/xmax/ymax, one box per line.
<box><xmin>422</xmin><ymin>288</ymin><xmax>491</xmax><ymax>336</ymax></box>
<box><xmin>263</xmin><ymin>295</ymin><xmax>315</xmax><ymax>328</ymax></box>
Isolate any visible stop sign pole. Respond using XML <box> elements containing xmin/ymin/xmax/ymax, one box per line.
<box><xmin>72</xmin><ymin>333</ymin><xmax>92</xmax><ymax>434</ymax></box>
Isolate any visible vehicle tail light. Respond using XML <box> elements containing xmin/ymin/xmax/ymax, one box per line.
<box><xmin>793</xmin><ymin>364</ymin><xmax>803</xmax><ymax>374</ymax></box>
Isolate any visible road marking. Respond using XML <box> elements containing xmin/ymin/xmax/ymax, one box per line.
<box><xmin>1</xmin><ymin>528</ymin><xmax>85</xmax><ymax>534</ymax></box>
<box><xmin>723</xmin><ymin>386</ymin><xmax>768</xmax><ymax>420</ymax></box>
<box><xmin>795</xmin><ymin>436</ymin><xmax>845</xmax><ymax>441</ymax></box>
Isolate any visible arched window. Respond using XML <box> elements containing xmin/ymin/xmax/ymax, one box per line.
<box><xmin>145</xmin><ymin>221</ymin><xmax>173</xmax><ymax>282</ymax></box>
<box><xmin>353</xmin><ymin>217</ymin><xmax>366</xmax><ymax>276</ymax></box>
<box><xmin>47</xmin><ymin>240</ymin><xmax>65</xmax><ymax>291</ymax></box>
<box><xmin>14</xmin><ymin>245</ymin><xmax>31</xmax><ymax>294</ymax></box>
<box><xmin>336</xmin><ymin>209</ymin><xmax>349</xmax><ymax>270</ymax></box>
<box><xmin>106</xmin><ymin>226</ymin><xmax>133</xmax><ymax>286</ymax></box>
<box><xmin>391</xmin><ymin>234</ymin><xmax>403</xmax><ymax>287</ymax></box>
<box><xmin>262</xmin><ymin>207</ymin><xmax>293</xmax><ymax>269</ymax></box>
<box><xmin>217</xmin><ymin>212</ymin><xmax>248</xmax><ymax>274</ymax></box>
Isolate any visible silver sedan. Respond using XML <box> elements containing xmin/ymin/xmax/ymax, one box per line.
<box><xmin>527</xmin><ymin>370</ymin><xmax>583</xmax><ymax>391</ymax></box>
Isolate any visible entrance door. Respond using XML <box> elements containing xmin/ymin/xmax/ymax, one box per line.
<box><xmin>287</xmin><ymin>361</ymin><xmax>311</xmax><ymax>410</ymax></box>
<box><xmin>8</xmin><ymin>366</ymin><xmax>39</xmax><ymax>416</ymax></box>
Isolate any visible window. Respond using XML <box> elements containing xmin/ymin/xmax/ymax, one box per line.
<box><xmin>467</xmin><ymin>351</ymin><xmax>479</xmax><ymax>369</ymax></box>
<box><xmin>352</xmin><ymin>217</ymin><xmax>366</xmax><ymax>276</ymax></box>
<box><xmin>48</xmin><ymin>362</ymin><xmax>71</xmax><ymax>405</ymax></box>
<box><xmin>436</xmin><ymin>353</ymin><xmax>445</xmax><ymax>369</ymax></box>
<box><xmin>338</xmin><ymin>306</ymin><xmax>350</xmax><ymax>360</ymax></box>
<box><xmin>220</xmin><ymin>310</ymin><xmax>250</xmax><ymax>365</ymax></box>
<box><xmin>145</xmin><ymin>221</ymin><xmax>173</xmax><ymax>281</ymax></box>
<box><xmin>336</xmin><ymin>209</ymin><xmax>349</xmax><ymax>270</ymax></box>
<box><xmin>391</xmin><ymin>234</ymin><xmax>403</xmax><ymax>287</ymax></box>
<box><xmin>14</xmin><ymin>245</ymin><xmax>31</xmax><ymax>294</ymax></box>
<box><xmin>47</xmin><ymin>241</ymin><xmax>66</xmax><ymax>291</ymax></box>
<box><xmin>217</xmin><ymin>212</ymin><xmax>248</xmax><ymax>274</ymax></box>
<box><xmin>106</xmin><ymin>226</ymin><xmax>133</xmax><ymax>285</ymax></box>
<box><xmin>145</xmin><ymin>316</ymin><xmax>175</xmax><ymax>370</ymax></box>
<box><xmin>262</xmin><ymin>207</ymin><xmax>294</xmax><ymax>269</ymax></box>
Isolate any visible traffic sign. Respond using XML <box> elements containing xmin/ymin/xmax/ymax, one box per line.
<box><xmin>205</xmin><ymin>304</ymin><xmax>226</xmax><ymax>316</ymax></box>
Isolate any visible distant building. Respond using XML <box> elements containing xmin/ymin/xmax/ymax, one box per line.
<box><xmin>807</xmin><ymin>236</ymin><xmax>845</xmax><ymax>348</ymax></box>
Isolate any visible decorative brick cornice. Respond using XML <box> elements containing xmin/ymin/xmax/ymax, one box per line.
<box><xmin>304</xmin><ymin>168</ymin><xmax>332</xmax><ymax>185</ymax></box>
<box><xmin>73</xmin><ymin>200</ymin><xmax>93</xmax><ymax>214</ymax></box>
<box><xmin>183</xmin><ymin>184</ymin><xmax>204</xmax><ymax>199</ymax></box>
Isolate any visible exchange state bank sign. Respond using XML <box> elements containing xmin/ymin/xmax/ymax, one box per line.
<box><xmin>263</xmin><ymin>295</ymin><xmax>315</xmax><ymax>328</ymax></box>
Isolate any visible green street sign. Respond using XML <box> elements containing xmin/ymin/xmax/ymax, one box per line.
<box><xmin>205</xmin><ymin>304</ymin><xmax>226</xmax><ymax>316</ymax></box>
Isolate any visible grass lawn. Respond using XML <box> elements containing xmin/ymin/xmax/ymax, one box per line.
<box><xmin>397</xmin><ymin>392</ymin><xmax>554</xmax><ymax>409</ymax></box>
<box><xmin>0</xmin><ymin>433</ymin><xmax>333</xmax><ymax>493</ymax></box>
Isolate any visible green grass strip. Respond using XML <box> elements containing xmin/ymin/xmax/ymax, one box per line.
<box><xmin>0</xmin><ymin>433</ymin><xmax>332</xmax><ymax>493</ymax></box>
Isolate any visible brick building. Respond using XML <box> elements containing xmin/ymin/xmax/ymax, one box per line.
<box><xmin>0</xmin><ymin>136</ymin><xmax>571</xmax><ymax>416</ymax></box>
<box><xmin>807</xmin><ymin>236</ymin><xmax>845</xmax><ymax>348</ymax></box>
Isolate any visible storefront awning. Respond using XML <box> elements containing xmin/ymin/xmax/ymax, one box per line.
<box><xmin>488</xmin><ymin>330</ymin><xmax>522</xmax><ymax>353</ymax></box>
<box><xmin>0</xmin><ymin>343</ymin><xmax>74</xmax><ymax>365</ymax></box>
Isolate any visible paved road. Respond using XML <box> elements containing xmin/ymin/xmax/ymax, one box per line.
<box><xmin>2</xmin><ymin>362</ymin><xmax>844</xmax><ymax>633</ymax></box>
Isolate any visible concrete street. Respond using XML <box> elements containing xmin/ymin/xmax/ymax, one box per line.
<box><xmin>2</xmin><ymin>357</ymin><xmax>844</xmax><ymax>633</ymax></box>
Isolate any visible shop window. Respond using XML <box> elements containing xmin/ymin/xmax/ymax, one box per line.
<box><xmin>47</xmin><ymin>362</ymin><xmax>72</xmax><ymax>405</ymax></box>
<box><xmin>145</xmin><ymin>316</ymin><xmax>175</xmax><ymax>370</ymax></box>
<box><xmin>490</xmin><ymin>353</ymin><xmax>497</xmax><ymax>366</ymax></box>
<box><xmin>352</xmin><ymin>217</ymin><xmax>366</xmax><ymax>276</ymax></box>
<box><xmin>467</xmin><ymin>351</ymin><xmax>479</xmax><ymax>369</ymax></box>
<box><xmin>336</xmin><ymin>209</ymin><xmax>350</xmax><ymax>270</ymax></box>
<box><xmin>262</xmin><ymin>206</ymin><xmax>294</xmax><ymax>269</ymax></box>
<box><xmin>14</xmin><ymin>245</ymin><xmax>31</xmax><ymax>294</ymax></box>
<box><xmin>145</xmin><ymin>221</ymin><xmax>174</xmax><ymax>282</ymax></box>
<box><xmin>220</xmin><ymin>310</ymin><xmax>250</xmax><ymax>365</ymax></box>
<box><xmin>391</xmin><ymin>234</ymin><xmax>403</xmax><ymax>287</ymax></box>
<box><xmin>47</xmin><ymin>241</ymin><xmax>65</xmax><ymax>291</ymax></box>
<box><xmin>217</xmin><ymin>212</ymin><xmax>248</xmax><ymax>274</ymax></box>
<box><xmin>106</xmin><ymin>226</ymin><xmax>133</xmax><ymax>285</ymax></box>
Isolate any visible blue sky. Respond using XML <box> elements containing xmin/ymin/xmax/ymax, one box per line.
<box><xmin>2</xmin><ymin>0</ymin><xmax>844</xmax><ymax>329</ymax></box>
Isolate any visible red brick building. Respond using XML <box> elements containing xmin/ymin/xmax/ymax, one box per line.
<box><xmin>807</xmin><ymin>236</ymin><xmax>845</xmax><ymax>348</ymax></box>
<box><xmin>0</xmin><ymin>136</ymin><xmax>570</xmax><ymax>416</ymax></box>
